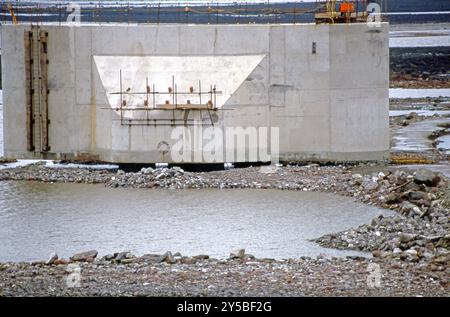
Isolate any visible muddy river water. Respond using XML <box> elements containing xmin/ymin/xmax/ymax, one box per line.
<box><xmin>0</xmin><ymin>181</ymin><xmax>394</xmax><ymax>262</ymax></box>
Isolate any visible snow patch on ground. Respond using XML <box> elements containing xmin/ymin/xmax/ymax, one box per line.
<box><xmin>0</xmin><ymin>159</ymin><xmax>118</xmax><ymax>170</ymax></box>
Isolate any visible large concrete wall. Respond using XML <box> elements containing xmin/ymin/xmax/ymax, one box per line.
<box><xmin>1</xmin><ymin>23</ymin><xmax>389</xmax><ymax>163</ymax></box>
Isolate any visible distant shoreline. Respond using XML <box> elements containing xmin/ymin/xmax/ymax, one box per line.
<box><xmin>2</xmin><ymin>1</ymin><xmax>449</xmax><ymax>25</ymax></box>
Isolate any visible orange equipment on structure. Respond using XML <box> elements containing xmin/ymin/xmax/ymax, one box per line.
<box><xmin>339</xmin><ymin>2</ymin><xmax>355</xmax><ymax>13</ymax></box>
<box><xmin>315</xmin><ymin>1</ymin><xmax>368</xmax><ymax>24</ymax></box>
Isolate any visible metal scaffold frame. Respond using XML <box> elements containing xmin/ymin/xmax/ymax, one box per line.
<box><xmin>110</xmin><ymin>70</ymin><xmax>222</xmax><ymax>127</ymax></box>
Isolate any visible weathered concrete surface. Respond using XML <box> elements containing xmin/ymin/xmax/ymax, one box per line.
<box><xmin>1</xmin><ymin>23</ymin><xmax>389</xmax><ymax>163</ymax></box>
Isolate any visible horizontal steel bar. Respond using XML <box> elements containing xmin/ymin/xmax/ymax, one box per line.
<box><xmin>110</xmin><ymin>91</ymin><xmax>223</xmax><ymax>95</ymax></box>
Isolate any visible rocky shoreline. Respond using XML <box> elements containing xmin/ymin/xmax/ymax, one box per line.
<box><xmin>0</xmin><ymin>252</ymin><xmax>448</xmax><ymax>297</ymax></box>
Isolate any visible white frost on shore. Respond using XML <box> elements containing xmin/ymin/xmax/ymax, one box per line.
<box><xmin>0</xmin><ymin>160</ymin><xmax>42</xmax><ymax>170</ymax></box>
<box><xmin>0</xmin><ymin>159</ymin><xmax>118</xmax><ymax>170</ymax></box>
<box><xmin>46</xmin><ymin>161</ymin><xmax>119</xmax><ymax>170</ymax></box>
<box><xmin>390</xmin><ymin>88</ymin><xmax>450</xmax><ymax>99</ymax></box>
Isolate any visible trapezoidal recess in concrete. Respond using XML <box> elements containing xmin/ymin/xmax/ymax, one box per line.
<box><xmin>94</xmin><ymin>55</ymin><xmax>266</xmax><ymax>112</ymax></box>
<box><xmin>1</xmin><ymin>23</ymin><xmax>390</xmax><ymax>164</ymax></box>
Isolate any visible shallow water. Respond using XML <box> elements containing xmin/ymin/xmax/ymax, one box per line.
<box><xmin>437</xmin><ymin>134</ymin><xmax>450</xmax><ymax>154</ymax></box>
<box><xmin>390</xmin><ymin>34</ymin><xmax>450</xmax><ymax>48</ymax></box>
<box><xmin>0</xmin><ymin>181</ymin><xmax>392</xmax><ymax>262</ymax></box>
<box><xmin>389</xmin><ymin>110</ymin><xmax>450</xmax><ymax>117</ymax></box>
<box><xmin>392</xmin><ymin>118</ymin><xmax>450</xmax><ymax>152</ymax></box>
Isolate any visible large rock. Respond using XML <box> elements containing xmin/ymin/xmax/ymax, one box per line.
<box><xmin>229</xmin><ymin>249</ymin><xmax>246</xmax><ymax>259</ymax></box>
<box><xmin>114</xmin><ymin>251</ymin><xmax>134</xmax><ymax>261</ymax></box>
<box><xmin>101</xmin><ymin>254</ymin><xmax>115</xmax><ymax>261</ymax></box>
<box><xmin>399</xmin><ymin>233</ymin><xmax>417</xmax><ymax>244</ymax></box>
<box><xmin>362</xmin><ymin>179</ymin><xmax>378</xmax><ymax>191</ymax></box>
<box><xmin>172</xmin><ymin>166</ymin><xmax>184</xmax><ymax>174</ymax></box>
<box><xmin>53</xmin><ymin>259</ymin><xmax>69</xmax><ymax>265</ymax></box>
<box><xmin>141</xmin><ymin>254</ymin><xmax>162</xmax><ymax>263</ymax></box>
<box><xmin>406</xmin><ymin>191</ymin><xmax>430</xmax><ymax>201</ymax></box>
<box><xmin>159</xmin><ymin>251</ymin><xmax>176</xmax><ymax>264</ymax></box>
<box><xmin>431</xmin><ymin>252</ymin><xmax>450</xmax><ymax>265</ymax></box>
<box><xmin>180</xmin><ymin>257</ymin><xmax>197</xmax><ymax>265</ymax></box>
<box><xmin>414</xmin><ymin>169</ymin><xmax>441</xmax><ymax>187</ymax></box>
<box><xmin>399</xmin><ymin>201</ymin><xmax>421</xmax><ymax>216</ymax></box>
<box><xmin>401</xmin><ymin>249</ymin><xmax>419</xmax><ymax>262</ymax></box>
<box><xmin>193</xmin><ymin>254</ymin><xmax>209</xmax><ymax>260</ymax></box>
<box><xmin>436</xmin><ymin>235</ymin><xmax>450</xmax><ymax>249</ymax></box>
<box><xmin>140</xmin><ymin>167</ymin><xmax>154</xmax><ymax>175</ymax></box>
<box><xmin>351</xmin><ymin>174</ymin><xmax>363</xmax><ymax>184</ymax></box>
<box><xmin>70</xmin><ymin>250</ymin><xmax>98</xmax><ymax>262</ymax></box>
<box><xmin>155</xmin><ymin>173</ymin><xmax>167</xmax><ymax>180</ymax></box>
<box><xmin>46</xmin><ymin>252</ymin><xmax>58</xmax><ymax>265</ymax></box>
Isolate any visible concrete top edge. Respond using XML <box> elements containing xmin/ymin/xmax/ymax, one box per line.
<box><xmin>2</xmin><ymin>22</ymin><xmax>389</xmax><ymax>27</ymax></box>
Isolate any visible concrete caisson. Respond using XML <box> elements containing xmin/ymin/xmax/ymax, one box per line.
<box><xmin>1</xmin><ymin>22</ymin><xmax>389</xmax><ymax>163</ymax></box>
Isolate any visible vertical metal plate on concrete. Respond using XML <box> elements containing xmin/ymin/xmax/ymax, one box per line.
<box><xmin>24</xmin><ymin>31</ymin><xmax>34</xmax><ymax>151</ymax></box>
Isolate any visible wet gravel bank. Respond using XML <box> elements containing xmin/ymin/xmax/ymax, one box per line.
<box><xmin>0</xmin><ymin>255</ymin><xmax>448</xmax><ymax>297</ymax></box>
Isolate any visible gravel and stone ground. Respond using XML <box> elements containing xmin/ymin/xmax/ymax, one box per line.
<box><xmin>0</xmin><ymin>254</ymin><xmax>448</xmax><ymax>297</ymax></box>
